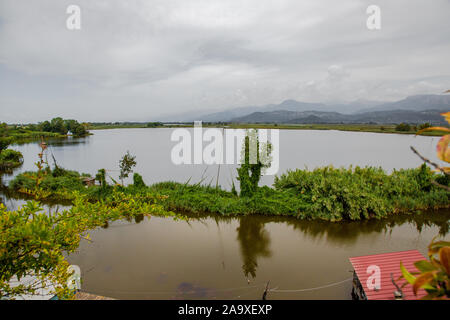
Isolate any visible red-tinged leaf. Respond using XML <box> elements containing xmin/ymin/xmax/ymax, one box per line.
<box><xmin>413</xmin><ymin>272</ymin><xmax>435</xmax><ymax>295</ymax></box>
<box><xmin>436</xmin><ymin>135</ymin><xmax>450</xmax><ymax>162</ymax></box>
<box><xmin>439</xmin><ymin>247</ymin><xmax>450</xmax><ymax>274</ymax></box>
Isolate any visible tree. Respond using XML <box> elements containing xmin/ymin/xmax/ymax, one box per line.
<box><xmin>95</xmin><ymin>169</ymin><xmax>107</xmax><ymax>188</ymax></box>
<box><xmin>395</xmin><ymin>123</ymin><xmax>411</xmax><ymax>132</ymax></box>
<box><xmin>64</xmin><ymin>120</ymin><xmax>88</xmax><ymax>137</ymax></box>
<box><xmin>39</xmin><ymin>121</ymin><xmax>52</xmax><ymax>132</ymax></box>
<box><xmin>119</xmin><ymin>151</ymin><xmax>137</xmax><ymax>185</ymax></box>
<box><xmin>133</xmin><ymin>173</ymin><xmax>146</xmax><ymax>188</ymax></box>
<box><xmin>146</xmin><ymin>122</ymin><xmax>163</xmax><ymax>128</ymax></box>
<box><xmin>418</xmin><ymin>122</ymin><xmax>432</xmax><ymax>130</ymax></box>
<box><xmin>49</xmin><ymin>117</ymin><xmax>67</xmax><ymax>135</ymax></box>
<box><xmin>236</xmin><ymin>130</ymin><xmax>272</xmax><ymax>197</ymax></box>
<box><xmin>72</xmin><ymin>124</ymin><xmax>87</xmax><ymax>137</ymax></box>
<box><xmin>0</xmin><ymin>123</ymin><xmax>12</xmax><ymax>152</ymax></box>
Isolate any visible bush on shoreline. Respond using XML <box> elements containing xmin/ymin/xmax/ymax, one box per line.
<box><xmin>0</xmin><ymin>149</ymin><xmax>23</xmax><ymax>170</ymax></box>
<box><xmin>8</xmin><ymin>164</ymin><xmax>450</xmax><ymax>222</ymax></box>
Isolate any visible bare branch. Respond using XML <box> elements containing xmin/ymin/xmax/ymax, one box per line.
<box><xmin>410</xmin><ymin>146</ymin><xmax>449</xmax><ymax>176</ymax></box>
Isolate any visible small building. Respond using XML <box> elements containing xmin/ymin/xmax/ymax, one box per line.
<box><xmin>349</xmin><ymin>250</ymin><xmax>427</xmax><ymax>300</ymax></box>
<box><xmin>82</xmin><ymin>177</ymin><xmax>96</xmax><ymax>187</ymax></box>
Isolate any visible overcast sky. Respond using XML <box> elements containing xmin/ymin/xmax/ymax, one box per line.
<box><xmin>0</xmin><ymin>0</ymin><xmax>449</xmax><ymax>123</ymax></box>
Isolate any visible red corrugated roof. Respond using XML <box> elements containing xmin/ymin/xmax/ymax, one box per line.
<box><xmin>349</xmin><ymin>250</ymin><xmax>427</xmax><ymax>300</ymax></box>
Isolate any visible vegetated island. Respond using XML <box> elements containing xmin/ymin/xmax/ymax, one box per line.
<box><xmin>7</xmin><ymin>159</ymin><xmax>450</xmax><ymax>222</ymax></box>
<box><xmin>0</xmin><ymin>118</ymin><xmax>90</xmax><ymax>169</ymax></box>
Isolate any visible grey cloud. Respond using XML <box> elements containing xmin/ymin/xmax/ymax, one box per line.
<box><xmin>0</xmin><ymin>0</ymin><xmax>449</xmax><ymax>122</ymax></box>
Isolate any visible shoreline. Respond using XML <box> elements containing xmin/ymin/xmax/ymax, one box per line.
<box><xmin>88</xmin><ymin>123</ymin><xmax>446</xmax><ymax>136</ymax></box>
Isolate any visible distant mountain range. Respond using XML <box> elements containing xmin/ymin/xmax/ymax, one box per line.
<box><xmin>182</xmin><ymin>94</ymin><xmax>450</xmax><ymax>124</ymax></box>
<box><xmin>232</xmin><ymin>109</ymin><xmax>446</xmax><ymax>125</ymax></box>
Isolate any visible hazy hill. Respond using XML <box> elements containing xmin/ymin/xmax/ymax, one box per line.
<box><xmin>358</xmin><ymin>94</ymin><xmax>450</xmax><ymax>113</ymax></box>
<box><xmin>198</xmin><ymin>100</ymin><xmax>326</xmax><ymax>122</ymax></box>
<box><xmin>231</xmin><ymin>109</ymin><xmax>447</xmax><ymax>125</ymax></box>
<box><xmin>162</xmin><ymin>94</ymin><xmax>449</xmax><ymax>123</ymax></box>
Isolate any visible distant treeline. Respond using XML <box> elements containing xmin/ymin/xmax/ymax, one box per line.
<box><xmin>87</xmin><ymin>121</ymin><xmax>167</xmax><ymax>129</ymax></box>
<box><xmin>0</xmin><ymin>118</ymin><xmax>90</xmax><ymax>148</ymax></box>
<box><xmin>27</xmin><ymin>117</ymin><xmax>89</xmax><ymax>137</ymax></box>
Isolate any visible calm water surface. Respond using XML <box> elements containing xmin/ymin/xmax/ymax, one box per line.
<box><xmin>2</xmin><ymin>128</ymin><xmax>449</xmax><ymax>299</ymax></box>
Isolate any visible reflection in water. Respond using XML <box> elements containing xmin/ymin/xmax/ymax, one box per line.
<box><xmin>197</xmin><ymin>209</ymin><xmax>449</xmax><ymax>279</ymax></box>
<box><xmin>284</xmin><ymin>211</ymin><xmax>450</xmax><ymax>243</ymax></box>
<box><xmin>12</xmin><ymin>136</ymin><xmax>89</xmax><ymax>147</ymax></box>
<box><xmin>0</xmin><ymin>182</ymin><xmax>72</xmax><ymax>211</ymax></box>
<box><xmin>236</xmin><ymin>216</ymin><xmax>272</xmax><ymax>278</ymax></box>
<box><xmin>65</xmin><ymin>210</ymin><xmax>449</xmax><ymax>300</ymax></box>
<box><xmin>134</xmin><ymin>214</ymin><xmax>145</xmax><ymax>224</ymax></box>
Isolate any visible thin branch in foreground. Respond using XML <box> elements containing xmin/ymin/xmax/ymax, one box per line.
<box><xmin>410</xmin><ymin>146</ymin><xmax>449</xmax><ymax>176</ymax></box>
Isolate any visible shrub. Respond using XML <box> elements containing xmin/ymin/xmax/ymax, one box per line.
<box><xmin>273</xmin><ymin>165</ymin><xmax>448</xmax><ymax>221</ymax></box>
<box><xmin>0</xmin><ymin>149</ymin><xmax>23</xmax><ymax>169</ymax></box>
<box><xmin>418</xmin><ymin>122</ymin><xmax>432</xmax><ymax>131</ymax></box>
<box><xmin>395</xmin><ymin>123</ymin><xmax>412</xmax><ymax>132</ymax></box>
<box><xmin>133</xmin><ymin>173</ymin><xmax>146</xmax><ymax>188</ymax></box>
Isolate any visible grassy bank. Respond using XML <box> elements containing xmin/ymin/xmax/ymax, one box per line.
<box><xmin>218</xmin><ymin>123</ymin><xmax>447</xmax><ymax>136</ymax></box>
<box><xmin>88</xmin><ymin>122</ymin><xmax>447</xmax><ymax>136</ymax></box>
<box><xmin>8</xmin><ymin>164</ymin><xmax>450</xmax><ymax>222</ymax></box>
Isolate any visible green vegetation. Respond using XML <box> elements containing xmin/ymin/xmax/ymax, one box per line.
<box><xmin>273</xmin><ymin>165</ymin><xmax>448</xmax><ymax>221</ymax></box>
<box><xmin>88</xmin><ymin>122</ymin><xmax>153</xmax><ymax>130</ymax></box>
<box><xmin>8</xmin><ymin>164</ymin><xmax>449</xmax><ymax>222</ymax></box>
<box><xmin>220</xmin><ymin>123</ymin><xmax>445</xmax><ymax>136</ymax></box>
<box><xmin>237</xmin><ymin>130</ymin><xmax>272</xmax><ymax>197</ymax></box>
<box><xmin>119</xmin><ymin>151</ymin><xmax>137</xmax><ymax>185</ymax></box>
<box><xmin>395</xmin><ymin>123</ymin><xmax>412</xmax><ymax>132</ymax></box>
<box><xmin>87</xmin><ymin>121</ymin><xmax>163</xmax><ymax>130</ymax></box>
<box><xmin>0</xmin><ymin>190</ymin><xmax>172</xmax><ymax>299</ymax></box>
<box><xmin>146</xmin><ymin>122</ymin><xmax>164</xmax><ymax>128</ymax></box>
<box><xmin>400</xmin><ymin>237</ymin><xmax>450</xmax><ymax>299</ymax></box>
<box><xmin>32</xmin><ymin>117</ymin><xmax>89</xmax><ymax>137</ymax></box>
<box><xmin>0</xmin><ymin>123</ymin><xmax>24</xmax><ymax>170</ymax></box>
<box><xmin>9</xmin><ymin>166</ymin><xmax>90</xmax><ymax>198</ymax></box>
<box><xmin>0</xmin><ymin>118</ymin><xmax>89</xmax><ymax>147</ymax></box>
<box><xmin>418</xmin><ymin>122</ymin><xmax>432</xmax><ymax>131</ymax></box>
<box><xmin>87</xmin><ymin>122</ymin><xmax>448</xmax><ymax>136</ymax></box>
<box><xmin>2</xmin><ymin>118</ymin><xmax>449</xmax><ymax>299</ymax></box>
<box><xmin>0</xmin><ymin>149</ymin><xmax>23</xmax><ymax>170</ymax></box>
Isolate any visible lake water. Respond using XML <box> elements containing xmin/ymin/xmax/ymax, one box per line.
<box><xmin>2</xmin><ymin>128</ymin><xmax>445</xmax><ymax>192</ymax></box>
<box><xmin>2</xmin><ymin>128</ymin><xmax>449</xmax><ymax>299</ymax></box>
